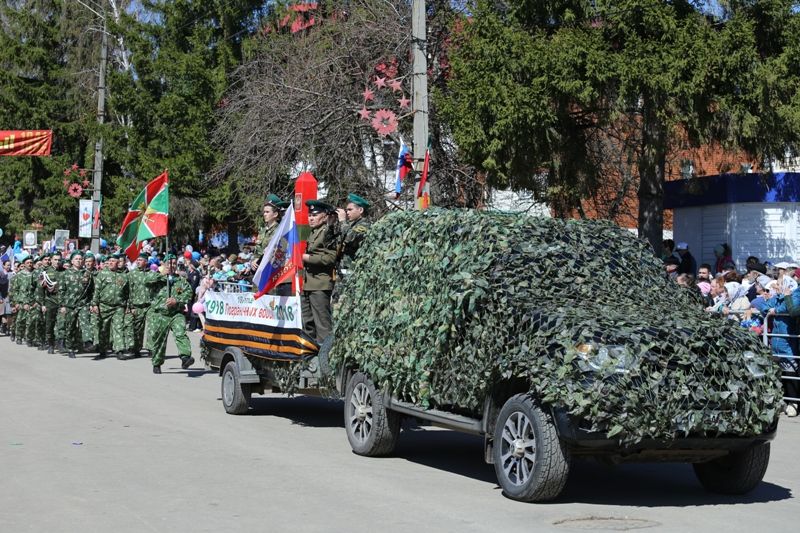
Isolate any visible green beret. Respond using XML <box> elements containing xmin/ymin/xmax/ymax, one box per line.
<box><xmin>33</xmin><ymin>255</ymin><xmax>41</xmax><ymax>262</ymax></box>
<box><xmin>306</xmin><ymin>199</ymin><xmax>335</xmax><ymax>214</ymax></box>
<box><xmin>84</xmin><ymin>252</ymin><xmax>94</xmax><ymax>259</ymax></box>
<box><xmin>165</xmin><ymin>253</ymin><xmax>177</xmax><ymax>261</ymax></box>
<box><xmin>41</xmin><ymin>252</ymin><xmax>51</xmax><ymax>259</ymax></box>
<box><xmin>69</xmin><ymin>250</ymin><xmax>83</xmax><ymax>260</ymax></box>
<box><xmin>22</xmin><ymin>255</ymin><xmax>33</xmax><ymax>262</ymax></box>
<box><xmin>109</xmin><ymin>253</ymin><xmax>122</xmax><ymax>260</ymax></box>
<box><xmin>347</xmin><ymin>193</ymin><xmax>370</xmax><ymax>210</ymax></box>
<box><xmin>97</xmin><ymin>255</ymin><xmax>106</xmax><ymax>262</ymax></box>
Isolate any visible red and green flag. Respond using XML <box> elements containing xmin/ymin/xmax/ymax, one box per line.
<box><xmin>117</xmin><ymin>170</ymin><xmax>169</xmax><ymax>260</ymax></box>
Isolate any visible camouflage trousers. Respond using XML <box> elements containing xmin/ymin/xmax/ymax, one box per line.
<box><xmin>124</xmin><ymin>305</ymin><xmax>150</xmax><ymax>354</ymax></box>
<box><xmin>59</xmin><ymin>307</ymin><xmax>84</xmax><ymax>351</ymax></box>
<box><xmin>148</xmin><ymin>311</ymin><xmax>191</xmax><ymax>367</ymax></box>
<box><xmin>43</xmin><ymin>304</ymin><xmax>59</xmax><ymax>347</ymax></box>
<box><xmin>26</xmin><ymin>306</ymin><xmax>43</xmax><ymax>345</ymax></box>
<box><xmin>14</xmin><ymin>306</ymin><xmax>30</xmax><ymax>341</ymax></box>
<box><xmin>54</xmin><ymin>310</ymin><xmax>65</xmax><ymax>343</ymax></box>
<box><xmin>79</xmin><ymin>306</ymin><xmax>95</xmax><ymax>344</ymax></box>
<box><xmin>95</xmin><ymin>304</ymin><xmax>128</xmax><ymax>353</ymax></box>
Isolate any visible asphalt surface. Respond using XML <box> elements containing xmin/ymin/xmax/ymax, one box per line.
<box><xmin>0</xmin><ymin>333</ymin><xmax>797</xmax><ymax>532</ymax></box>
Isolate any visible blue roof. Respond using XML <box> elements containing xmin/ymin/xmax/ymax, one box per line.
<box><xmin>664</xmin><ymin>172</ymin><xmax>800</xmax><ymax>209</ymax></box>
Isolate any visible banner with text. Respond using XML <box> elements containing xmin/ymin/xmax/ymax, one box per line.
<box><xmin>0</xmin><ymin>130</ymin><xmax>52</xmax><ymax>156</ymax></box>
<box><xmin>202</xmin><ymin>290</ymin><xmax>318</xmax><ymax>360</ymax></box>
<box><xmin>78</xmin><ymin>199</ymin><xmax>93</xmax><ymax>238</ymax></box>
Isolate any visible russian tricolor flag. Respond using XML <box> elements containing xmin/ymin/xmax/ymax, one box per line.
<box><xmin>395</xmin><ymin>140</ymin><xmax>412</xmax><ymax>195</ymax></box>
<box><xmin>253</xmin><ymin>203</ymin><xmax>303</xmax><ymax>299</ymax></box>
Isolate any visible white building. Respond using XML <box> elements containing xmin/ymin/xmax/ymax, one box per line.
<box><xmin>666</xmin><ymin>173</ymin><xmax>800</xmax><ymax>269</ymax></box>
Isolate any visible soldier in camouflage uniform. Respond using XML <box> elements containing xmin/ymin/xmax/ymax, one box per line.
<box><xmin>253</xmin><ymin>194</ymin><xmax>288</xmax><ymax>258</ymax></box>
<box><xmin>121</xmin><ymin>252</ymin><xmax>153</xmax><ymax>359</ymax></box>
<box><xmin>28</xmin><ymin>255</ymin><xmax>47</xmax><ymax>348</ymax></box>
<box><xmin>335</xmin><ymin>193</ymin><xmax>372</xmax><ymax>278</ymax></box>
<box><xmin>7</xmin><ymin>262</ymin><xmax>19</xmax><ymax>341</ymax></box>
<box><xmin>301</xmin><ymin>200</ymin><xmax>338</xmax><ymax>343</ymax></box>
<box><xmin>146</xmin><ymin>254</ymin><xmax>194</xmax><ymax>374</ymax></box>
<box><xmin>59</xmin><ymin>251</ymin><xmax>94</xmax><ymax>358</ymax></box>
<box><xmin>41</xmin><ymin>252</ymin><xmax>63</xmax><ymax>353</ymax></box>
<box><xmin>79</xmin><ymin>253</ymin><xmax>97</xmax><ymax>350</ymax></box>
<box><xmin>13</xmin><ymin>256</ymin><xmax>35</xmax><ymax>345</ymax></box>
<box><xmin>91</xmin><ymin>253</ymin><xmax>129</xmax><ymax>358</ymax></box>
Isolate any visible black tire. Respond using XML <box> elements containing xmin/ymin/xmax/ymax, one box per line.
<box><xmin>693</xmin><ymin>443</ymin><xmax>770</xmax><ymax>495</ymax></box>
<box><xmin>344</xmin><ymin>372</ymin><xmax>400</xmax><ymax>456</ymax></box>
<box><xmin>492</xmin><ymin>394</ymin><xmax>571</xmax><ymax>502</ymax></box>
<box><xmin>221</xmin><ymin>361</ymin><xmax>251</xmax><ymax>415</ymax></box>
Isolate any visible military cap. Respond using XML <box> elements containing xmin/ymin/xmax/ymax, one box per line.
<box><xmin>110</xmin><ymin>252</ymin><xmax>123</xmax><ymax>260</ymax></box>
<box><xmin>164</xmin><ymin>253</ymin><xmax>177</xmax><ymax>261</ymax></box>
<box><xmin>347</xmin><ymin>193</ymin><xmax>370</xmax><ymax>210</ymax></box>
<box><xmin>96</xmin><ymin>254</ymin><xmax>106</xmax><ymax>262</ymax></box>
<box><xmin>21</xmin><ymin>255</ymin><xmax>33</xmax><ymax>263</ymax></box>
<box><xmin>138</xmin><ymin>251</ymin><xmax>150</xmax><ymax>259</ymax></box>
<box><xmin>84</xmin><ymin>252</ymin><xmax>94</xmax><ymax>259</ymax></box>
<box><xmin>41</xmin><ymin>252</ymin><xmax>51</xmax><ymax>259</ymax></box>
<box><xmin>306</xmin><ymin>200</ymin><xmax>335</xmax><ymax>215</ymax></box>
<box><xmin>69</xmin><ymin>250</ymin><xmax>84</xmax><ymax>260</ymax></box>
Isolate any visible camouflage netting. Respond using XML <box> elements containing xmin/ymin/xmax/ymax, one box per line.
<box><xmin>329</xmin><ymin>209</ymin><xmax>783</xmax><ymax>442</ymax></box>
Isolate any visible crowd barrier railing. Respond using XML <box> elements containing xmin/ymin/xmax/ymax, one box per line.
<box><xmin>762</xmin><ymin>313</ymin><xmax>800</xmax><ymax>404</ymax></box>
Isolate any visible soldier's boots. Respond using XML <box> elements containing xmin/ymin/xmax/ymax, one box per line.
<box><xmin>181</xmin><ymin>355</ymin><xmax>195</xmax><ymax>369</ymax></box>
<box><xmin>47</xmin><ymin>345</ymin><xmax>54</xmax><ymax>354</ymax></box>
<box><xmin>83</xmin><ymin>341</ymin><xmax>95</xmax><ymax>353</ymax></box>
<box><xmin>116</xmin><ymin>351</ymin><xmax>137</xmax><ymax>361</ymax></box>
<box><xmin>68</xmin><ymin>351</ymin><xmax>76</xmax><ymax>359</ymax></box>
<box><xmin>94</xmin><ymin>351</ymin><xmax>107</xmax><ymax>360</ymax></box>
<box><xmin>152</xmin><ymin>365</ymin><xmax>162</xmax><ymax>374</ymax></box>
<box><xmin>16</xmin><ymin>338</ymin><xmax>23</xmax><ymax>345</ymax></box>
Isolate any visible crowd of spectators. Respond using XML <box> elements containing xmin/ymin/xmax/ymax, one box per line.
<box><xmin>663</xmin><ymin>240</ymin><xmax>800</xmax><ymax>417</ymax></box>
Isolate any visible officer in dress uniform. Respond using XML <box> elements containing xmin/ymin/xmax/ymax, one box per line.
<box><xmin>29</xmin><ymin>254</ymin><xmax>47</xmax><ymax>348</ymax></box>
<box><xmin>301</xmin><ymin>200</ymin><xmax>337</xmax><ymax>343</ymax></box>
<box><xmin>42</xmin><ymin>252</ymin><xmax>63</xmax><ymax>353</ymax></box>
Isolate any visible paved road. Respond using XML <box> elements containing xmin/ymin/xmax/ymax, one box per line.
<box><xmin>0</xmin><ymin>334</ymin><xmax>797</xmax><ymax>532</ymax></box>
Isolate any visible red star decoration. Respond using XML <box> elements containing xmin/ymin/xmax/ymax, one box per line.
<box><xmin>371</xmin><ymin>109</ymin><xmax>398</xmax><ymax>137</ymax></box>
<box><xmin>63</xmin><ymin>168</ymin><xmax>71</xmax><ymax>176</ymax></box>
<box><xmin>71</xmin><ymin>163</ymin><xmax>79</xmax><ymax>171</ymax></box>
<box><xmin>374</xmin><ymin>76</ymin><xmax>386</xmax><ymax>88</ymax></box>
<box><xmin>79</xmin><ymin>169</ymin><xmax>87</xmax><ymax>177</ymax></box>
<box><xmin>358</xmin><ymin>107</ymin><xmax>371</xmax><ymax>120</ymax></box>
<box><xmin>362</xmin><ymin>87</ymin><xmax>374</xmax><ymax>101</ymax></box>
<box><xmin>389</xmin><ymin>79</ymin><xmax>402</xmax><ymax>92</ymax></box>
<box><xmin>398</xmin><ymin>95</ymin><xmax>411</xmax><ymax>109</ymax></box>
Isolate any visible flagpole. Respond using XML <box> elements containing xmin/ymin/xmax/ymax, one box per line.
<box><xmin>165</xmin><ymin>168</ymin><xmax>171</xmax><ymax>298</ymax></box>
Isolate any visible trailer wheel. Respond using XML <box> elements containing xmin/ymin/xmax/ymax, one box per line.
<box><xmin>222</xmin><ymin>361</ymin><xmax>251</xmax><ymax>415</ymax></box>
<box><xmin>693</xmin><ymin>443</ymin><xmax>770</xmax><ymax>495</ymax></box>
<box><xmin>492</xmin><ymin>394</ymin><xmax>570</xmax><ymax>502</ymax></box>
<box><xmin>344</xmin><ymin>372</ymin><xmax>400</xmax><ymax>456</ymax></box>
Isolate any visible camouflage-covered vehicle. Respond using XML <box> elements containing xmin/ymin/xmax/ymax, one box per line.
<box><xmin>330</xmin><ymin>209</ymin><xmax>782</xmax><ymax>502</ymax></box>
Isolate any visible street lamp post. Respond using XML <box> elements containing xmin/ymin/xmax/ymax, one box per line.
<box><xmin>411</xmin><ymin>0</ymin><xmax>429</xmax><ymax>209</ymax></box>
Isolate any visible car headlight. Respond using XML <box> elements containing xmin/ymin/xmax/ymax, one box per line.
<box><xmin>743</xmin><ymin>350</ymin><xmax>767</xmax><ymax>378</ymax></box>
<box><xmin>575</xmin><ymin>343</ymin><xmax>637</xmax><ymax>374</ymax></box>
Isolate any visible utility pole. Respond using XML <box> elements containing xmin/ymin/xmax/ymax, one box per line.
<box><xmin>411</xmin><ymin>0</ymin><xmax>429</xmax><ymax>210</ymax></box>
<box><xmin>91</xmin><ymin>13</ymin><xmax>108</xmax><ymax>253</ymax></box>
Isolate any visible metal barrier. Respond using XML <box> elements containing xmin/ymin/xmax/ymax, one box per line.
<box><xmin>212</xmin><ymin>280</ymin><xmax>254</xmax><ymax>293</ymax></box>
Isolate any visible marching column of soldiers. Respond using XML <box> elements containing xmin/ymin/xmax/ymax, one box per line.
<box><xmin>4</xmin><ymin>250</ymin><xmax>195</xmax><ymax>373</ymax></box>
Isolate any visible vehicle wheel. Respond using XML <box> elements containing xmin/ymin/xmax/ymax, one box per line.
<box><xmin>221</xmin><ymin>361</ymin><xmax>251</xmax><ymax>415</ymax></box>
<box><xmin>344</xmin><ymin>371</ymin><xmax>400</xmax><ymax>456</ymax></box>
<box><xmin>693</xmin><ymin>443</ymin><xmax>770</xmax><ymax>495</ymax></box>
<box><xmin>492</xmin><ymin>394</ymin><xmax>571</xmax><ymax>502</ymax></box>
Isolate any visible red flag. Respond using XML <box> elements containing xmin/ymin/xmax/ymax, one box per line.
<box><xmin>0</xmin><ymin>130</ymin><xmax>52</xmax><ymax>156</ymax></box>
<box><xmin>417</xmin><ymin>148</ymin><xmax>430</xmax><ymax>198</ymax></box>
<box><xmin>93</xmin><ymin>196</ymin><xmax>102</xmax><ymax>230</ymax></box>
